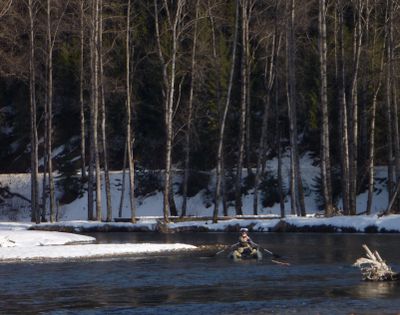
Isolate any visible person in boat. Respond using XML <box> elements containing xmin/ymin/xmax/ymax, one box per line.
<box><xmin>232</xmin><ymin>228</ymin><xmax>259</xmax><ymax>259</ymax></box>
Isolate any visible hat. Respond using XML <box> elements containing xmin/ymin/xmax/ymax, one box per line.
<box><xmin>240</xmin><ymin>228</ymin><xmax>248</xmax><ymax>233</ymax></box>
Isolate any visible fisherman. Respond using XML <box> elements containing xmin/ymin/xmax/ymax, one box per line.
<box><xmin>232</xmin><ymin>228</ymin><xmax>259</xmax><ymax>259</ymax></box>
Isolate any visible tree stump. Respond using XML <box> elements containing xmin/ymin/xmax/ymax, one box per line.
<box><xmin>353</xmin><ymin>244</ymin><xmax>399</xmax><ymax>281</ymax></box>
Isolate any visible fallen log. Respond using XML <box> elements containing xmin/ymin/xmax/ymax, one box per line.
<box><xmin>353</xmin><ymin>244</ymin><xmax>399</xmax><ymax>281</ymax></box>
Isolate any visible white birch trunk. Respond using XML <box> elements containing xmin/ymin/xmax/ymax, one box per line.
<box><xmin>126</xmin><ymin>0</ymin><xmax>136</xmax><ymax>223</ymax></box>
<box><xmin>98</xmin><ymin>0</ymin><xmax>112</xmax><ymax>222</ymax></box>
<box><xmin>366</xmin><ymin>1</ymin><xmax>385</xmax><ymax>215</ymax></box>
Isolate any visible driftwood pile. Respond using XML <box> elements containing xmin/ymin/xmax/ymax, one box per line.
<box><xmin>353</xmin><ymin>244</ymin><xmax>399</xmax><ymax>281</ymax></box>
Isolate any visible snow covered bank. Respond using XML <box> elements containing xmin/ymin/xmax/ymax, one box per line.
<box><xmin>0</xmin><ymin>223</ymin><xmax>197</xmax><ymax>262</ymax></box>
<box><xmin>28</xmin><ymin>214</ymin><xmax>400</xmax><ymax>233</ymax></box>
<box><xmin>0</xmin><ymin>230</ymin><xmax>95</xmax><ymax>248</ymax></box>
<box><xmin>165</xmin><ymin>215</ymin><xmax>400</xmax><ymax>233</ymax></box>
<box><xmin>0</xmin><ymin>243</ymin><xmax>197</xmax><ymax>262</ymax></box>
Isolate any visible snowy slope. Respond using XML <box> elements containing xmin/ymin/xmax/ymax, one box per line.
<box><xmin>0</xmin><ymin>152</ymin><xmax>389</xmax><ymax>221</ymax></box>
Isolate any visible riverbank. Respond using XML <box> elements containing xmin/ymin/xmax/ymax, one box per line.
<box><xmin>0</xmin><ymin>223</ymin><xmax>197</xmax><ymax>262</ymax></box>
<box><xmin>27</xmin><ymin>214</ymin><xmax>400</xmax><ymax>233</ymax></box>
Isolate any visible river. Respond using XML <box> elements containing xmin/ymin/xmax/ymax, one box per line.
<box><xmin>0</xmin><ymin>233</ymin><xmax>399</xmax><ymax>314</ymax></box>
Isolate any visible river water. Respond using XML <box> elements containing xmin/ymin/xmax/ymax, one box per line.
<box><xmin>0</xmin><ymin>233</ymin><xmax>399</xmax><ymax>314</ymax></box>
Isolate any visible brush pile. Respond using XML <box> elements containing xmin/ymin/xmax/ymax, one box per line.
<box><xmin>353</xmin><ymin>244</ymin><xmax>398</xmax><ymax>281</ymax></box>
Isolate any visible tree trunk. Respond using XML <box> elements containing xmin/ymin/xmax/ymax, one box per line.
<box><xmin>277</xmin><ymin>121</ymin><xmax>285</xmax><ymax>218</ymax></box>
<box><xmin>385</xmin><ymin>0</ymin><xmax>394</xmax><ymax>209</ymax></box>
<box><xmin>80</xmin><ymin>0</ymin><xmax>87</xmax><ymax>180</ymax></box>
<box><xmin>154</xmin><ymin>0</ymin><xmax>185</xmax><ymax>222</ymax></box>
<box><xmin>337</xmin><ymin>0</ymin><xmax>350</xmax><ymax>215</ymax></box>
<box><xmin>41</xmin><ymin>125</ymin><xmax>48</xmax><ymax>222</ymax></box>
<box><xmin>118</xmin><ymin>139</ymin><xmax>127</xmax><ymax>218</ymax></box>
<box><xmin>366</xmin><ymin>72</ymin><xmax>382</xmax><ymax>215</ymax></box>
<box><xmin>42</xmin><ymin>61</ymin><xmax>48</xmax><ymax>222</ymax></box>
<box><xmin>46</xmin><ymin>0</ymin><xmax>56</xmax><ymax>222</ymax></box>
<box><xmin>245</xmin><ymin>2</ymin><xmax>253</xmax><ymax>179</ymax></box>
<box><xmin>253</xmin><ymin>22</ymin><xmax>279</xmax><ymax>215</ymax></box>
<box><xmin>389</xmin><ymin>1</ymin><xmax>400</xmax><ymax>213</ymax></box>
<box><xmin>88</xmin><ymin>0</ymin><xmax>101</xmax><ymax>221</ymax></box>
<box><xmin>181</xmin><ymin>0</ymin><xmax>200</xmax><ymax>217</ymax></box>
<box><xmin>98</xmin><ymin>0</ymin><xmax>112</xmax><ymax>222</ymax></box>
<box><xmin>348</xmin><ymin>0</ymin><xmax>363</xmax><ymax>215</ymax></box>
<box><xmin>126</xmin><ymin>0</ymin><xmax>136</xmax><ymax>223</ymax></box>
<box><xmin>366</xmin><ymin>1</ymin><xmax>385</xmax><ymax>215</ymax></box>
<box><xmin>87</xmin><ymin>7</ymin><xmax>94</xmax><ymax>220</ymax></box>
<box><xmin>235</xmin><ymin>0</ymin><xmax>249</xmax><ymax>216</ymax></box>
<box><xmin>392</xmin><ymin>83</ymin><xmax>400</xmax><ymax>212</ymax></box>
<box><xmin>28</xmin><ymin>0</ymin><xmax>39</xmax><ymax>224</ymax></box>
<box><xmin>208</xmin><ymin>3</ymin><xmax>228</xmax><ymax>218</ymax></box>
<box><xmin>165</xmin><ymin>2</ymin><xmax>180</xmax><ymax>220</ymax></box>
<box><xmin>286</xmin><ymin>0</ymin><xmax>305</xmax><ymax>216</ymax></box>
<box><xmin>213</xmin><ymin>0</ymin><xmax>239</xmax><ymax>223</ymax></box>
<box><xmin>319</xmin><ymin>0</ymin><xmax>333</xmax><ymax>216</ymax></box>
<box><xmin>154</xmin><ymin>0</ymin><xmax>169</xmax><ymax>222</ymax></box>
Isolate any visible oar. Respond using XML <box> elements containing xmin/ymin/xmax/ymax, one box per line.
<box><xmin>215</xmin><ymin>242</ymin><xmax>239</xmax><ymax>256</ymax></box>
<box><xmin>260</xmin><ymin>247</ymin><xmax>279</xmax><ymax>258</ymax></box>
<box><xmin>271</xmin><ymin>259</ymin><xmax>290</xmax><ymax>266</ymax></box>
<box><xmin>215</xmin><ymin>248</ymin><xmax>227</xmax><ymax>256</ymax></box>
<box><xmin>259</xmin><ymin>247</ymin><xmax>291</xmax><ymax>266</ymax></box>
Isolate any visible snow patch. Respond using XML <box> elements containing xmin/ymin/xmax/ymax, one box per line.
<box><xmin>0</xmin><ymin>243</ymin><xmax>197</xmax><ymax>262</ymax></box>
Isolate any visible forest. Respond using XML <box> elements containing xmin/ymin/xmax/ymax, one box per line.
<box><xmin>0</xmin><ymin>0</ymin><xmax>399</xmax><ymax>223</ymax></box>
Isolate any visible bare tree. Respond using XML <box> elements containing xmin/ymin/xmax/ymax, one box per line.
<box><xmin>181</xmin><ymin>0</ymin><xmax>200</xmax><ymax>217</ymax></box>
<box><xmin>98</xmin><ymin>0</ymin><xmax>112</xmax><ymax>222</ymax></box>
<box><xmin>319</xmin><ymin>0</ymin><xmax>333</xmax><ymax>216</ymax></box>
<box><xmin>0</xmin><ymin>0</ymin><xmax>13</xmax><ymax>18</ymax></box>
<box><xmin>234</xmin><ymin>0</ymin><xmax>251</xmax><ymax>215</ymax></box>
<box><xmin>286</xmin><ymin>0</ymin><xmax>305</xmax><ymax>216</ymax></box>
<box><xmin>208</xmin><ymin>0</ymin><xmax>228</xmax><ymax>217</ymax></box>
<box><xmin>213</xmin><ymin>0</ymin><xmax>240</xmax><ymax>223</ymax></box>
<box><xmin>46</xmin><ymin>0</ymin><xmax>55</xmax><ymax>222</ymax></box>
<box><xmin>336</xmin><ymin>0</ymin><xmax>350</xmax><ymax>215</ymax></box>
<box><xmin>126</xmin><ymin>0</ymin><xmax>136</xmax><ymax>223</ymax></box>
<box><xmin>244</xmin><ymin>1</ymin><xmax>254</xmax><ymax>179</ymax></box>
<box><xmin>348</xmin><ymin>0</ymin><xmax>363</xmax><ymax>215</ymax></box>
<box><xmin>389</xmin><ymin>0</ymin><xmax>400</xmax><ymax>213</ymax></box>
<box><xmin>87</xmin><ymin>0</ymin><xmax>102</xmax><ymax>221</ymax></box>
<box><xmin>45</xmin><ymin>0</ymin><xmax>68</xmax><ymax>222</ymax></box>
<box><xmin>79</xmin><ymin>0</ymin><xmax>86</xmax><ymax>180</ymax></box>
<box><xmin>384</xmin><ymin>0</ymin><xmax>399</xmax><ymax>214</ymax></box>
<box><xmin>154</xmin><ymin>0</ymin><xmax>185</xmax><ymax>222</ymax></box>
<box><xmin>253</xmin><ymin>3</ymin><xmax>280</xmax><ymax>215</ymax></box>
<box><xmin>27</xmin><ymin>0</ymin><xmax>39</xmax><ymax>223</ymax></box>
<box><xmin>366</xmin><ymin>0</ymin><xmax>385</xmax><ymax>215</ymax></box>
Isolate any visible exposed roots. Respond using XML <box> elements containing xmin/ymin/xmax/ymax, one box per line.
<box><xmin>353</xmin><ymin>244</ymin><xmax>398</xmax><ymax>281</ymax></box>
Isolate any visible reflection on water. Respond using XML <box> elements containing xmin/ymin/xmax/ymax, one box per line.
<box><xmin>354</xmin><ymin>281</ymin><xmax>400</xmax><ymax>299</ymax></box>
<box><xmin>0</xmin><ymin>233</ymin><xmax>399</xmax><ymax>314</ymax></box>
